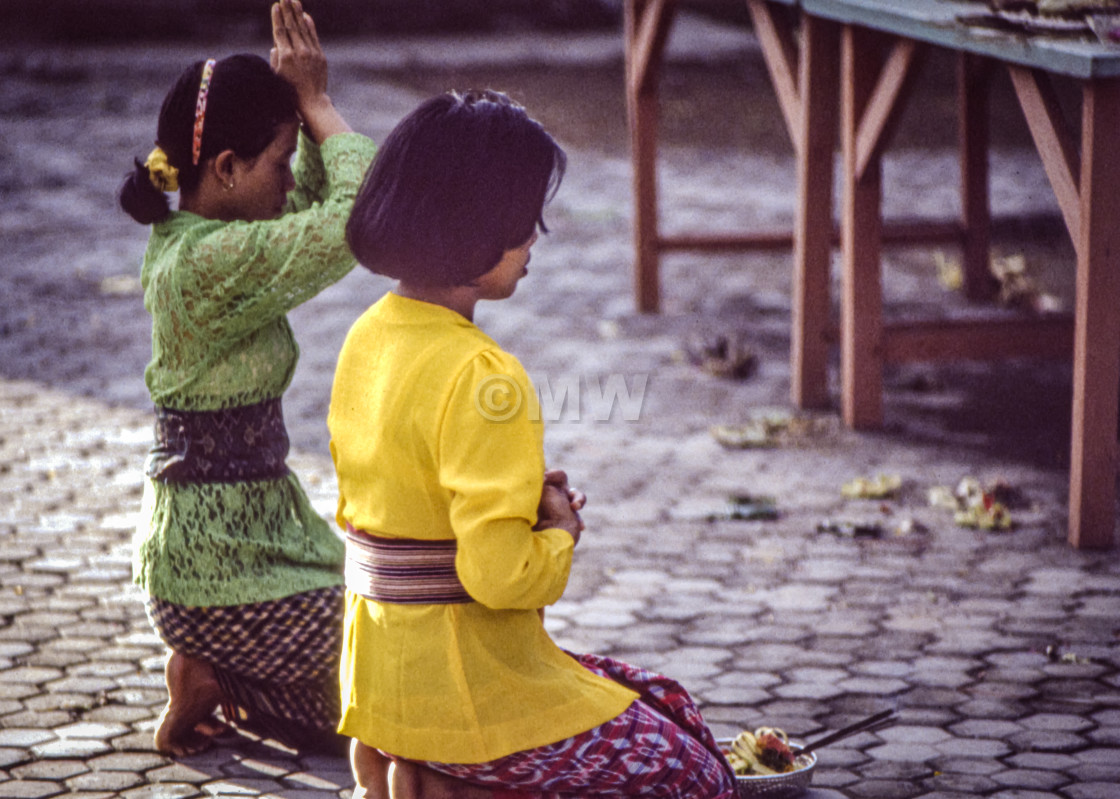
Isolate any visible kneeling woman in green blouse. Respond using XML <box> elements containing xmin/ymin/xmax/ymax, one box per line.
<box><xmin>331</xmin><ymin>90</ymin><xmax>736</xmax><ymax>799</ymax></box>
<box><xmin>120</xmin><ymin>0</ymin><xmax>376</xmax><ymax>757</ymax></box>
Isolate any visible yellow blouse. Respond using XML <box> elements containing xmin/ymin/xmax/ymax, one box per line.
<box><xmin>328</xmin><ymin>292</ymin><xmax>637</xmax><ymax>763</ymax></box>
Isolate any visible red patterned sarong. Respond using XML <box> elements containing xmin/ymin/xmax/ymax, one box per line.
<box><xmin>414</xmin><ymin>652</ymin><xmax>736</xmax><ymax>798</ymax></box>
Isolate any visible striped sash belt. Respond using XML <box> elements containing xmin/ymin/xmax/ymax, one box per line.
<box><xmin>344</xmin><ymin>525</ymin><xmax>473</xmax><ymax>605</ymax></box>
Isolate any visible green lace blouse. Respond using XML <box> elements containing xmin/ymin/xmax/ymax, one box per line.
<box><xmin>132</xmin><ymin>130</ymin><xmax>378</xmax><ymax>607</ymax></box>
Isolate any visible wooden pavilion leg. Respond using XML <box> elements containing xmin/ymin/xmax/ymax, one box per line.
<box><xmin>959</xmin><ymin>53</ymin><xmax>994</xmax><ymax>302</ymax></box>
<box><xmin>1068</xmin><ymin>78</ymin><xmax>1120</xmax><ymax>549</ymax></box>
<box><xmin>840</xmin><ymin>26</ymin><xmax>886</xmax><ymax>429</ymax></box>
<box><xmin>624</xmin><ymin>0</ymin><xmax>674</xmax><ymax>314</ymax></box>
<box><xmin>791</xmin><ymin>14</ymin><xmax>840</xmax><ymax>409</ymax></box>
<box><xmin>631</xmin><ymin>86</ymin><xmax>660</xmax><ymax>314</ymax></box>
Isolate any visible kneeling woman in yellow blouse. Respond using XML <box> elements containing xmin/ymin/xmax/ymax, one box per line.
<box><xmin>329</xmin><ymin>90</ymin><xmax>736</xmax><ymax>799</ymax></box>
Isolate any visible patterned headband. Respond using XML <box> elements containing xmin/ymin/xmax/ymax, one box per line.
<box><xmin>191</xmin><ymin>58</ymin><xmax>217</xmax><ymax>166</ymax></box>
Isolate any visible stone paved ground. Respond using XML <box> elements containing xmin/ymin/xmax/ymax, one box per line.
<box><xmin>2</xmin><ymin>12</ymin><xmax>1119</xmax><ymax>799</ymax></box>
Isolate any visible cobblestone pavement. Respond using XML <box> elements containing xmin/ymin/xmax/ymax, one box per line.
<box><xmin>2</xmin><ymin>12</ymin><xmax>1119</xmax><ymax>799</ymax></box>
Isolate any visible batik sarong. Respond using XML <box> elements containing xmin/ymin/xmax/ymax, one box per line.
<box><xmin>147</xmin><ymin>586</ymin><xmax>346</xmax><ymax>754</ymax></box>
<box><xmin>418</xmin><ymin>652</ymin><xmax>737</xmax><ymax>798</ymax></box>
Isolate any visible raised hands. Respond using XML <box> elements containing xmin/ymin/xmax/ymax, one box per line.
<box><xmin>270</xmin><ymin>0</ymin><xmax>351</xmax><ymax>143</ymax></box>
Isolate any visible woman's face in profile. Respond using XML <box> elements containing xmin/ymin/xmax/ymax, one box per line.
<box><xmin>226</xmin><ymin>120</ymin><xmax>300</xmax><ymax>222</ymax></box>
<box><xmin>474</xmin><ymin>229</ymin><xmax>539</xmax><ymax>301</ymax></box>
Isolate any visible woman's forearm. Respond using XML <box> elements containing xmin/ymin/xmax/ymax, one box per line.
<box><xmin>300</xmin><ymin>95</ymin><xmax>352</xmax><ymax>144</ymax></box>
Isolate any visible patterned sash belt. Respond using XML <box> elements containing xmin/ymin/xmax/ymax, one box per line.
<box><xmin>146</xmin><ymin>398</ymin><xmax>290</xmax><ymax>484</ymax></box>
<box><xmin>345</xmin><ymin>525</ymin><xmax>473</xmax><ymax>605</ymax></box>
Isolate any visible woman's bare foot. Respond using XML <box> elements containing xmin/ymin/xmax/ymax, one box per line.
<box><xmin>193</xmin><ymin>714</ymin><xmax>232</xmax><ymax>738</ymax></box>
<box><xmin>153</xmin><ymin>651</ymin><xmax>224</xmax><ymax>757</ymax></box>
<box><xmin>388</xmin><ymin>760</ymin><xmax>495</xmax><ymax>799</ymax></box>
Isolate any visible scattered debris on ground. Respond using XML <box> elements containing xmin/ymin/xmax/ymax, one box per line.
<box><xmin>991</xmin><ymin>253</ymin><xmax>1063</xmax><ymax>314</ymax></box>
<box><xmin>682</xmin><ymin>331</ymin><xmax>758</xmax><ymax>379</ymax></box>
<box><xmin>710</xmin><ymin>420</ymin><xmax>774</xmax><ymax>449</ymax></box>
<box><xmin>1045</xmin><ymin>644</ymin><xmax>1094</xmax><ymax>665</ymax></box>
<box><xmin>934</xmin><ymin>250</ymin><xmax>964</xmax><ymax>291</ymax></box>
<box><xmin>933</xmin><ymin>250</ymin><xmax>1062</xmax><ymax>314</ymax></box>
<box><xmin>817</xmin><ymin>512</ymin><xmax>926</xmax><ymax>539</ymax></box>
<box><xmin>709</xmin><ymin>494</ymin><xmax>780</xmax><ymax>522</ymax></box>
<box><xmin>817</xmin><ymin>518</ymin><xmax>884</xmax><ymax>538</ymax></box>
<box><xmin>710</xmin><ymin>411</ymin><xmax>840</xmax><ymax>450</ymax></box>
<box><xmin>841</xmin><ymin>473</ymin><xmax>902</xmax><ymax>500</ymax></box>
<box><xmin>928</xmin><ymin>476</ymin><xmax>1018</xmax><ymax>531</ymax></box>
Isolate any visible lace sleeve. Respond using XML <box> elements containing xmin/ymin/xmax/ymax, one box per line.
<box><xmin>285</xmin><ymin>128</ymin><xmax>326</xmax><ymax>212</ymax></box>
<box><xmin>174</xmin><ymin>132</ymin><xmax>377</xmax><ymax>346</ymax></box>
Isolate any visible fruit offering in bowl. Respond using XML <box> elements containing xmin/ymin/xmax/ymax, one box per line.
<box><xmin>727</xmin><ymin>728</ymin><xmax>803</xmax><ymax>775</ymax></box>
<box><xmin>718</xmin><ymin>728</ymin><xmax>816</xmax><ymax>798</ymax></box>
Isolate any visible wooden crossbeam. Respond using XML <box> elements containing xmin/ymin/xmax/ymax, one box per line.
<box><xmin>882</xmin><ymin>316</ymin><xmax>1073</xmax><ymax>363</ymax></box>
<box><xmin>1007</xmin><ymin>66</ymin><xmax>1082</xmax><ymax>257</ymax></box>
<box><xmin>656</xmin><ymin>219</ymin><xmax>969</xmax><ymax>253</ymax></box>
<box><xmin>746</xmin><ymin>0</ymin><xmax>802</xmax><ymax>149</ymax></box>
<box><xmin>854</xmin><ymin>38</ymin><xmax>921</xmax><ymax>181</ymax></box>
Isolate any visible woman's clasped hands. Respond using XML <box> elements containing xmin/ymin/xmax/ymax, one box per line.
<box><xmin>535</xmin><ymin>469</ymin><xmax>586</xmax><ymax>544</ymax></box>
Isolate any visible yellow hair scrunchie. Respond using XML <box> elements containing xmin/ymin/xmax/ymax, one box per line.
<box><xmin>144</xmin><ymin>146</ymin><xmax>180</xmax><ymax>192</ymax></box>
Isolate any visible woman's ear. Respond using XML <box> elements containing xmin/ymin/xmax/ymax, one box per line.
<box><xmin>212</xmin><ymin>150</ymin><xmax>237</xmax><ymax>189</ymax></box>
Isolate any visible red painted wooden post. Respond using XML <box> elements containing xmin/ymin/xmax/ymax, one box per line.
<box><xmin>791</xmin><ymin>14</ymin><xmax>839</xmax><ymax>410</ymax></box>
<box><xmin>624</xmin><ymin>0</ymin><xmax>674</xmax><ymax>314</ymax></box>
<box><xmin>959</xmin><ymin>53</ymin><xmax>994</xmax><ymax>302</ymax></box>
<box><xmin>840</xmin><ymin>26</ymin><xmax>885</xmax><ymax>429</ymax></box>
<box><xmin>1068</xmin><ymin>77</ymin><xmax>1120</xmax><ymax>549</ymax></box>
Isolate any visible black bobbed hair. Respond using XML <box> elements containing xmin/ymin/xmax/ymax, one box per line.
<box><xmin>346</xmin><ymin>90</ymin><xmax>566</xmax><ymax>287</ymax></box>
